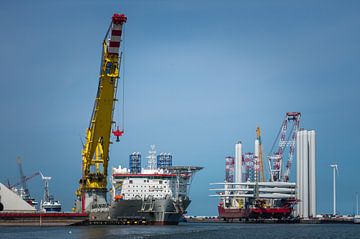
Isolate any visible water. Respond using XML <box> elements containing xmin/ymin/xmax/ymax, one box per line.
<box><xmin>0</xmin><ymin>223</ymin><xmax>360</xmax><ymax>239</ymax></box>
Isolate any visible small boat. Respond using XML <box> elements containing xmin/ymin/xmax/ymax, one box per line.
<box><xmin>39</xmin><ymin>172</ymin><xmax>62</xmax><ymax>212</ymax></box>
<box><xmin>41</xmin><ymin>196</ymin><xmax>62</xmax><ymax>212</ymax></box>
<box><xmin>354</xmin><ymin>215</ymin><xmax>360</xmax><ymax>224</ymax></box>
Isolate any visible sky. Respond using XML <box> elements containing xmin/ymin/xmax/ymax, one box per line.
<box><xmin>0</xmin><ymin>0</ymin><xmax>360</xmax><ymax>216</ymax></box>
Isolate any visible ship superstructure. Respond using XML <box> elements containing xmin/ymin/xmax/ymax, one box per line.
<box><xmin>109</xmin><ymin>146</ymin><xmax>202</xmax><ymax>224</ymax></box>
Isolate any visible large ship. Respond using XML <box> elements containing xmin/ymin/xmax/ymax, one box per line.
<box><xmin>210</xmin><ymin>115</ymin><xmax>302</xmax><ymax>221</ymax></box>
<box><xmin>211</xmin><ymin>181</ymin><xmax>297</xmax><ymax>220</ymax></box>
<box><xmin>109</xmin><ymin>146</ymin><xmax>202</xmax><ymax>224</ymax></box>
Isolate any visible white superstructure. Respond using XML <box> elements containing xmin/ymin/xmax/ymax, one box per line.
<box><xmin>110</xmin><ymin>167</ymin><xmax>190</xmax><ymax>201</ymax></box>
<box><xmin>111</xmin><ymin>166</ymin><xmax>200</xmax><ymax>204</ymax></box>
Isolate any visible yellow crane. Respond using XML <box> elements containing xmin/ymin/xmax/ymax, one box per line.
<box><xmin>256</xmin><ymin>127</ymin><xmax>265</xmax><ymax>182</ymax></box>
<box><xmin>75</xmin><ymin>13</ymin><xmax>127</xmax><ymax>213</ymax></box>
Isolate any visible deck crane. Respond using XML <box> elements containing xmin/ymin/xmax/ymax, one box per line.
<box><xmin>267</xmin><ymin>112</ymin><xmax>301</xmax><ymax>182</ymax></box>
<box><xmin>14</xmin><ymin>157</ymin><xmax>39</xmax><ymax>206</ymax></box>
<box><xmin>75</xmin><ymin>13</ymin><xmax>127</xmax><ymax>213</ymax></box>
<box><xmin>9</xmin><ymin>171</ymin><xmax>40</xmax><ymax>189</ymax></box>
<box><xmin>17</xmin><ymin>156</ymin><xmax>28</xmax><ymax>196</ymax></box>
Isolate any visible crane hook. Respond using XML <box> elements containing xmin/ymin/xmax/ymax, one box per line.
<box><xmin>112</xmin><ymin>126</ymin><xmax>124</xmax><ymax>142</ymax></box>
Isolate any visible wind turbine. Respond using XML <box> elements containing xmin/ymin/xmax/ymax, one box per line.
<box><xmin>330</xmin><ymin>164</ymin><xmax>338</xmax><ymax>216</ymax></box>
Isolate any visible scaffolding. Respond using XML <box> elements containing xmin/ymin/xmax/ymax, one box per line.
<box><xmin>156</xmin><ymin>153</ymin><xmax>173</xmax><ymax>170</ymax></box>
<box><xmin>129</xmin><ymin>152</ymin><xmax>141</xmax><ymax>174</ymax></box>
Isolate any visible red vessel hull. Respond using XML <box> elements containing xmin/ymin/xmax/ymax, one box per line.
<box><xmin>0</xmin><ymin>212</ymin><xmax>88</xmax><ymax>226</ymax></box>
<box><xmin>218</xmin><ymin>205</ymin><xmax>293</xmax><ymax>220</ymax></box>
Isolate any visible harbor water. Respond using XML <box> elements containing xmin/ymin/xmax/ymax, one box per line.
<box><xmin>1</xmin><ymin>223</ymin><xmax>360</xmax><ymax>239</ymax></box>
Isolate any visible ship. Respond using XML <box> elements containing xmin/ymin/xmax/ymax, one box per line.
<box><xmin>210</xmin><ymin>115</ymin><xmax>303</xmax><ymax>221</ymax></box>
<box><xmin>210</xmin><ymin>181</ymin><xmax>297</xmax><ymax>221</ymax></box>
<box><xmin>41</xmin><ymin>196</ymin><xmax>62</xmax><ymax>212</ymax></box>
<box><xmin>0</xmin><ymin>183</ymin><xmax>87</xmax><ymax>226</ymax></box>
<box><xmin>11</xmin><ymin>186</ymin><xmax>39</xmax><ymax>208</ymax></box>
<box><xmin>109</xmin><ymin>146</ymin><xmax>202</xmax><ymax>225</ymax></box>
<box><xmin>39</xmin><ymin>172</ymin><xmax>62</xmax><ymax>212</ymax></box>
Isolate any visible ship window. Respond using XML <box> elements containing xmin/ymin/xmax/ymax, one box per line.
<box><xmin>159</xmin><ymin>180</ymin><xmax>163</xmax><ymax>184</ymax></box>
<box><xmin>129</xmin><ymin>180</ymin><xmax>133</xmax><ymax>184</ymax></box>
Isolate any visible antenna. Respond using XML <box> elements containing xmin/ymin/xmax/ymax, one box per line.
<box><xmin>147</xmin><ymin>145</ymin><xmax>157</xmax><ymax>170</ymax></box>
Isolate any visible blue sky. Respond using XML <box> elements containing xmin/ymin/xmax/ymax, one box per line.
<box><xmin>1</xmin><ymin>0</ymin><xmax>359</xmax><ymax>216</ymax></box>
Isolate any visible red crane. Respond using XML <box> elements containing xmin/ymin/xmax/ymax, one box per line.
<box><xmin>268</xmin><ymin>112</ymin><xmax>301</xmax><ymax>182</ymax></box>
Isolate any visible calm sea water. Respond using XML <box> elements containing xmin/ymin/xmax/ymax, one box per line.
<box><xmin>1</xmin><ymin>223</ymin><xmax>360</xmax><ymax>239</ymax></box>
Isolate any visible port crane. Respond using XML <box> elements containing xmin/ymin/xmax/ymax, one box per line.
<box><xmin>256</xmin><ymin>127</ymin><xmax>265</xmax><ymax>182</ymax></box>
<box><xmin>267</xmin><ymin>112</ymin><xmax>301</xmax><ymax>182</ymax></box>
<box><xmin>75</xmin><ymin>13</ymin><xmax>127</xmax><ymax>212</ymax></box>
<box><xmin>9</xmin><ymin>171</ymin><xmax>40</xmax><ymax>190</ymax></box>
<box><xmin>7</xmin><ymin>157</ymin><xmax>40</xmax><ymax>206</ymax></box>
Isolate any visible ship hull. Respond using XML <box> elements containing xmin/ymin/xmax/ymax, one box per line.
<box><xmin>110</xmin><ymin>197</ymin><xmax>190</xmax><ymax>225</ymax></box>
<box><xmin>0</xmin><ymin>212</ymin><xmax>88</xmax><ymax>226</ymax></box>
<box><xmin>218</xmin><ymin>205</ymin><xmax>293</xmax><ymax>220</ymax></box>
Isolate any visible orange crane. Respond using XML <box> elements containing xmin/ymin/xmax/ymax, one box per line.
<box><xmin>256</xmin><ymin>127</ymin><xmax>265</xmax><ymax>182</ymax></box>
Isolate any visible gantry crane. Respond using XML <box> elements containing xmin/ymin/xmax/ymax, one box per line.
<box><xmin>75</xmin><ymin>13</ymin><xmax>127</xmax><ymax>213</ymax></box>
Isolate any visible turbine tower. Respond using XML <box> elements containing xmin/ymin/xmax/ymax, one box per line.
<box><xmin>330</xmin><ymin>164</ymin><xmax>338</xmax><ymax>216</ymax></box>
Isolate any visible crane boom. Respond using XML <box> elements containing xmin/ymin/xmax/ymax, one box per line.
<box><xmin>10</xmin><ymin>171</ymin><xmax>40</xmax><ymax>189</ymax></box>
<box><xmin>268</xmin><ymin>112</ymin><xmax>301</xmax><ymax>182</ymax></box>
<box><xmin>256</xmin><ymin>127</ymin><xmax>265</xmax><ymax>182</ymax></box>
<box><xmin>76</xmin><ymin>13</ymin><xmax>127</xmax><ymax>212</ymax></box>
<box><xmin>16</xmin><ymin>157</ymin><xmax>28</xmax><ymax>193</ymax></box>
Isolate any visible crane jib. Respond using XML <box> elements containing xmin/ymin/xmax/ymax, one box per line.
<box><xmin>75</xmin><ymin>13</ymin><xmax>127</xmax><ymax>213</ymax></box>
